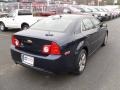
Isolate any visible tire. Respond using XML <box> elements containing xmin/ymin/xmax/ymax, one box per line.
<box><xmin>72</xmin><ymin>49</ymin><xmax>87</xmax><ymax>75</ymax></box>
<box><xmin>0</xmin><ymin>22</ymin><xmax>6</xmax><ymax>32</ymax></box>
<box><xmin>21</xmin><ymin>24</ymin><xmax>29</xmax><ymax>30</ymax></box>
<box><xmin>102</xmin><ymin>33</ymin><xmax>108</xmax><ymax>46</ymax></box>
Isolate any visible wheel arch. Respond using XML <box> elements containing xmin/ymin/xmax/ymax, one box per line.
<box><xmin>21</xmin><ymin>22</ymin><xmax>29</xmax><ymax>28</ymax></box>
<box><xmin>75</xmin><ymin>40</ymin><xmax>89</xmax><ymax>56</ymax></box>
<box><xmin>0</xmin><ymin>21</ymin><xmax>5</xmax><ymax>26</ymax></box>
<box><xmin>82</xmin><ymin>46</ymin><xmax>88</xmax><ymax>56</ymax></box>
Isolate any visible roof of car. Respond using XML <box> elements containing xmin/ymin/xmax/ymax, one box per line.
<box><xmin>14</xmin><ymin>9</ymin><xmax>31</xmax><ymax>13</ymax></box>
<box><xmin>15</xmin><ymin>9</ymin><xmax>31</xmax><ymax>11</ymax></box>
<box><xmin>49</xmin><ymin>14</ymin><xmax>93</xmax><ymax>20</ymax></box>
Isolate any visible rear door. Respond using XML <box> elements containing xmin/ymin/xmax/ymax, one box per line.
<box><xmin>82</xmin><ymin>17</ymin><xmax>99</xmax><ymax>54</ymax></box>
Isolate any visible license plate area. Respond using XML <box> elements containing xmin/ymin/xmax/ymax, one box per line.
<box><xmin>21</xmin><ymin>54</ymin><xmax>34</xmax><ymax>66</ymax></box>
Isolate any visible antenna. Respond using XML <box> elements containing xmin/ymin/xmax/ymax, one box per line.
<box><xmin>52</xmin><ymin>15</ymin><xmax>62</xmax><ymax>20</ymax></box>
<box><xmin>59</xmin><ymin>15</ymin><xmax>62</xmax><ymax>18</ymax></box>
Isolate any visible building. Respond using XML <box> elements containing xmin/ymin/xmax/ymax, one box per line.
<box><xmin>0</xmin><ymin>0</ymin><xmax>18</xmax><ymax>2</ymax></box>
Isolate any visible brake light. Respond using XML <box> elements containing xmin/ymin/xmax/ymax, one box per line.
<box><xmin>42</xmin><ymin>42</ymin><xmax>61</xmax><ymax>55</ymax></box>
<box><xmin>50</xmin><ymin>42</ymin><xmax>61</xmax><ymax>55</ymax></box>
<box><xmin>12</xmin><ymin>35</ymin><xmax>20</xmax><ymax>47</ymax></box>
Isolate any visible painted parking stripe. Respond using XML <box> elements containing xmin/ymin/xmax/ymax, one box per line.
<box><xmin>0</xmin><ymin>33</ymin><xmax>11</xmax><ymax>37</ymax></box>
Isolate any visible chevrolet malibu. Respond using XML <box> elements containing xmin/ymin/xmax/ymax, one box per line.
<box><xmin>11</xmin><ymin>14</ymin><xmax>108</xmax><ymax>75</ymax></box>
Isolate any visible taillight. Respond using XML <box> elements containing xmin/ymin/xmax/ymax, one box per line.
<box><xmin>12</xmin><ymin>35</ymin><xmax>20</xmax><ymax>47</ymax></box>
<box><xmin>50</xmin><ymin>42</ymin><xmax>61</xmax><ymax>55</ymax></box>
<box><xmin>42</xmin><ymin>42</ymin><xmax>61</xmax><ymax>55</ymax></box>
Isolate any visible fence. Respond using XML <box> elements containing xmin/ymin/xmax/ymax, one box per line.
<box><xmin>0</xmin><ymin>2</ymin><xmax>48</xmax><ymax>13</ymax></box>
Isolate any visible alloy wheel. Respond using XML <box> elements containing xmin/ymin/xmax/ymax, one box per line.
<box><xmin>0</xmin><ymin>23</ymin><xmax>5</xmax><ymax>31</ymax></box>
<box><xmin>79</xmin><ymin>50</ymin><xmax>87</xmax><ymax>72</ymax></box>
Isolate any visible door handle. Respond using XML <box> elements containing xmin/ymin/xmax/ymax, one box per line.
<box><xmin>12</xmin><ymin>19</ymin><xmax>15</xmax><ymax>20</ymax></box>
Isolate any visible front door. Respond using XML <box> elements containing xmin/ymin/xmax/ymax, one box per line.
<box><xmin>4</xmin><ymin>11</ymin><xmax>17</xmax><ymax>28</ymax></box>
<box><xmin>82</xmin><ymin>18</ymin><xmax>99</xmax><ymax>54</ymax></box>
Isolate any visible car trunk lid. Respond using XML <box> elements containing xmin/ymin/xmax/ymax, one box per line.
<box><xmin>14</xmin><ymin>30</ymin><xmax>66</xmax><ymax>56</ymax></box>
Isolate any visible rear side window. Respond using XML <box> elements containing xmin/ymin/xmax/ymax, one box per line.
<box><xmin>75</xmin><ymin>22</ymin><xmax>81</xmax><ymax>34</ymax></box>
<box><xmin>18</xmin><ymin>10</ymin><xmax>32</xmax><ymax>15</ymax></box>
<box><xmin>82</xmin><ymin>18</ymin><xmax>94</xmax><ymax>31</ymax></box>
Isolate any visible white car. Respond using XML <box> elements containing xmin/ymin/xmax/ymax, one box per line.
<box><xmin>0</xmin><ymin>9</ymin><xmax>44</xmax><ymax>31</ymax></box>
<box><xmin>104</xmin><ymin>5</ymin><xmax>120</xmax><ymax>18</ymax></box>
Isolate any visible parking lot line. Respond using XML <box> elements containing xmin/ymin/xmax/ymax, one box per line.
<box><xmin>0</xmin><ymin>33</ymin><xmax>11</xmax><ymax>37</ymax></box>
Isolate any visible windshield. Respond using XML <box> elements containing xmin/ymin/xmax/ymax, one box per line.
<box><xmin>85</xmin><ymin>8</ymin><xmax>92</xmax><ymax>12</ymax></box>
<box><xmin>73</xmin><ymin>6</ymin><xmax>85</xmax><ymax>12</ymax></box>
<box><xmin>91</xmin><ymin>8</ymin><xmax>98</xmax><ymax>12</ymax></box>
<box><xmin>69</xmin><ymin>6</ymin><xmax>81</xmax><ymax>12</ymax></box>
<box><xmin>30</xmin><ymin>16</ymin><xmax>73</xmax><ymax>32</ymax></box>
<box><xmin>95</xmin><ymin>8</ymin><xmax>103</xmax><ymax>12</ymax></box>
<box><xmin>79</xmin><ymin>8</ymin><xmax>85</xmax><ymax>12</ymax></box>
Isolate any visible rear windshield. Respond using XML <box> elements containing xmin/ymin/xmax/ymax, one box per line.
<box><xmin>18</xmin><ymin>10</ymin><xmax>32</xmax><ymax>15</ymax></box>
<box><xmin>30</xmin><ymin>17</ymin><xmax>73</xmax><ymax>32</ymax></box>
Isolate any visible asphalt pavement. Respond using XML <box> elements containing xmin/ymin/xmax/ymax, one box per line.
<box><xmin>0</xmin><ymin>18</ymin><xmax>120</xmax><ymax>90</ymax></box>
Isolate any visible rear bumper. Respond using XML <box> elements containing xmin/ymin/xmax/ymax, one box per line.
<box><xmin>11</xmin><ymin>46</ymin><xmax>75</xmax><ymax>73</ymax></box>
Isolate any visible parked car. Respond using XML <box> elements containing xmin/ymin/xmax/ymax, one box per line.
<box><xmin>77</xmin><ymin>5</ymin><xmax>103</xmax><ymax>21</ymax></box>
<box><xmin>63</xmin><ymin>5</ymin><xmax>81</xmax><ymax>14</ymax></box>
<box><xmin>88</xmin><ymin>6</ymin><xmax>109</xmax><ymax>21</ymax></box>
<box><xmin>95</xmin><ymin>7</ymin><xmax>111</xmax><ymax>20</ymax></box>
<box><xmin>72</xmin><ymin>5</ymin><xmax>93</xmax><ymax>16</ymax></box>
<box><xmin>104</xmin><ymin>5</ymin><xmax>120</xmax><ymax>18</ymax></box>
<box><xmin>112</xmin><ymin>8</ymin><xmax>120</xmax><ymax>17</ymax></box>
<box><xmin>0</xmin><ymin>9</ymin><xmax>44</xmax><ymax>31</ymax></box>
<box><xmin>100</xmin><ymin>8</ymin><xmax>113</xmax><ymax>19</ymax></box>
<box><xmin>11</xmin><ymin>14</ymin><xmax>108</xmax><ymax>75</ymax></box>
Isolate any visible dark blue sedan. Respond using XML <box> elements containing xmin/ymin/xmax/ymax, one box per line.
<box><xmin>11</xmin><ymin>14</ymin><xmax>108</xmax><ymax>75</ymax></box>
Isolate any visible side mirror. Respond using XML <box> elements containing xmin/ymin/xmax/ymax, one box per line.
<box><xmin>100</xmin><ymin>23</ymin><xmax>107</xmax><ymax>27</ymax></box>
<box><xmin>97</xmin><ymin>17</ymin><xmax>103</xmax><ymax>22</ymax></box>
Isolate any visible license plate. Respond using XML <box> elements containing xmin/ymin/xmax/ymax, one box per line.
<box><xmin>21</xmin><ymin>54</ymin><xmax>34</xmax><ymax>66</ymax></box>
